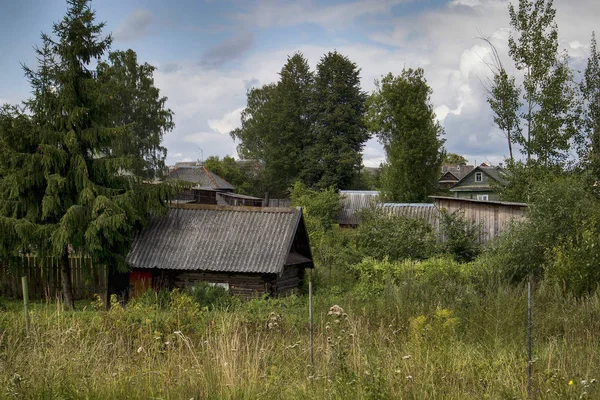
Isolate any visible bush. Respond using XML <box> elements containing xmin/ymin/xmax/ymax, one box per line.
<box><xmin>185</xmin><ymin>282</ymin><xmax>235</xmax><ymax>309</ymax></box>
<box><xmin>438</xmin><ymin>208</ymin><xmax>481</xmax><ymax>262</ymax></box>
<box><xmin>356</xmin><ymin>206</ymin><xmax>438</xmax><ymax>262</ymax></box>
<box><xmin>480</xmin><ymin>173</ymin><xmax>600</xmax><ymax>294</ymax></box>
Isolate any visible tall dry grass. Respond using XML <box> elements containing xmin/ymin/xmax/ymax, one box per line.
<box><xmin>1</xmin><ymin>280</ymin><xmax>600</xmax><ymax>399</ymax></box>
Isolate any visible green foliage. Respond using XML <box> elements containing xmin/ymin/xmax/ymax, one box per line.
<box><xmin>508</xmin><ymin>0</ymin><xmax>580</xmax><ymax>166</ymax></box>
<box><xmin>497</xmin><ymin>159</ymin><xmax>562</xmax><ymax>202</ymax></box>
<box><xmin>305</xmin><ymin>51</ymin><xmax>369</xmax><ymax>189</ymax></box>
<box><xmin>0</xmin><ymin>0</ymin><xmax>176</xmax><ymax>307</ymax></box>
<box><xmin>580</xmin><ymin>32</ymin><xmax>600</xmax><ymax>177</ymax></box>
<box><xmin>481</xmin><ymin>173</ymin><xmax>600</xmax><ymax>294</ymax></box>
<box><xmin>365</xmin><ymin>69</ymin><xmax>445</xmax><ymax>202</ymax></box>
<box><xmin>443</xmin><ymin>153</ymin><xmax>468</xmax><ymax>165</ymax></box>
<box><xmin>203</xmin><ymin>155</ymin><xmax>260</xmax><ymax>196</ymax></box>
<box><xmin>4</xmin><ymin>274</ymin><xmax>600</xmax><ymax>397</ymax></box>
<box><xmin>231</xmin><ymin>53</ymin><xmax>313</xmax><ymax>196</ymax></box>
<box><xmin>289</xmin><ymin>181</ymin><xmax>342</xmax><ymax>235</ymax></box>
<box><xmin>487</xmin><ymin>68</ymin><xmax>521</xmax><ymax>161</ymax></box>
<box><xmin>356</xmin><ymin>206</ymin><xmax>438</xmax><ymax>262</ymax></box>
<box><xmin>96</xmin><ymin>49</ymin><xmax>173</xmax><ymax>180</ymax></box>
<box><xmin>438</xmin><ymin>208</ymin><xmax>481</xmax><ymax>262</ymax></box>
<box><xmin>184</xmin><ymin>282</ymin><xmax>236</xmax><ymax>310</ymax></box>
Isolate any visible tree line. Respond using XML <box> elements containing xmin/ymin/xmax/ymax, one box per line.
<box><xmin>230</xmin><ymin>53</ymin><xmax>445</xmax><ymax>202</ymax></box>
<box><xmin>486</xmin><ymin>0</ymin><xmax>600</xmax><ymax>201</ymax></box>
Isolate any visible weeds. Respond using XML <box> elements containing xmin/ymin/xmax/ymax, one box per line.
<box><xmin>2</xmin><ymin>269</ymin><xmax>600</xmax><ymax>398</ymax></box>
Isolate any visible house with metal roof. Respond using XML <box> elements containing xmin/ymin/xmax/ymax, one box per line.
<box><xmin>122</xmin><ymin>204</ymin><xmax>313</xmax><ymax>298</ymax></box>
<box><xmin>449</xmin><ymin>166</ymin><xmax>508</xmax><ymax>201</ymax></box>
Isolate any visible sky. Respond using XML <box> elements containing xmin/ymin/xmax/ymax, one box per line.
<box><xmin>1</xmin><ymin>0</ymin><xmax>599</xmax><ymax>168</ymax></box>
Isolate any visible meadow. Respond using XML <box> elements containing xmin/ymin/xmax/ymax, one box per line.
<box><xmin>1</xmin><ymin>257</ymin><xmax>599</xmax><ymax>399</ymax></box>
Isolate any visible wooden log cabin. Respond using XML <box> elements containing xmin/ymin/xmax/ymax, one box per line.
<box><xmin>120</xmin><ymin>204</ymin><xmax>313</xmax><ymax>298</ymax></box>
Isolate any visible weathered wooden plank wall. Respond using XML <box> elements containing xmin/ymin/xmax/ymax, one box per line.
<box><xmin>0</xmin><ymin>256</ymin><xmax>107</xmax><ymax>300</ymax></box>
<box><xmin>433</xmin><ymin>197</ymin><xmax>527</xmax><ymax>243</ymax></box>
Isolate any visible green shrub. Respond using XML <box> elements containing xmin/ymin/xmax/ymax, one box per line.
<box><xmin>438</xmin><ymin>208</ymin><xmax>481</xmax><ymax>262</ymax></box>
<box><xmin>356</xmin><ymin>206</ymin><xmax>438</xmax><ymax>262</ymax></box>
<box><xmin>185</xmin><ymin>282</ymin><xmax>235</xmax><ymax>310</ymax></box>
<box><xmin>479</xmin><ymin>174</ymin><xmax>600</xmax><ymax>294</ymax></box>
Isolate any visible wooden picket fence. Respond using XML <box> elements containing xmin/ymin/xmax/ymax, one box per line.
<box><xmin>0</xmin><ymin>256</ymin><xmax>108</xmax><ymax>300</ymax></box>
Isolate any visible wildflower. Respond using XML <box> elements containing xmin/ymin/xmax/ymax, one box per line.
<box><xmin>328</xmin><ymin>305</ymin><xmax>344</xmax><ymax>316</ymax></box>
<box><xmin>395</xmin><ymin>369</ymin><xmax>401</xmax><ymax>374</ymax></box>
<box><xmin>406</xmin><ymin>375</ymin><xmax>413</xmax><ymax>381</ymax></box>
<box><xmin>569</xmin><ymin>380</ymin><xmax>574</xmax><ymax>385</ymax></box>
<box><xmin>402</xmin><ymin>355</ymin><xmax>412</xmax><ymax>360</ymax></box>
<box><xmin>137</xmin><ymin>346</ymin><xmax>143</xmax><ymax>353</ymax></box>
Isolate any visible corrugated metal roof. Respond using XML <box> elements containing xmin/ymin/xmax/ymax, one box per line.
<box><xmin>126</xmin><ymin>206</ymin><xmax>303</xmax><ymax>275</ymax></box>
<box><xmin>381</xmin><ymin>203</ymin><xmax>437</xmax><ymax>225</ymax></box>
<box><xmin>339</xmin><ymin>190</ymin><xmax>381</xmax><ymax>225</ymax></box>
<box><xmin>167</xmin><ymin>166</ymin><xmax>235</xmax><ymax>190</ymax></box>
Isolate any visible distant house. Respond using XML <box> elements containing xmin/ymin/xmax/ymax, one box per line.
<box><xmin>167</xmin><ymin>164</ymin><xmax>234</xmax><ymax>192</ymax></box>
<box><xmin>166</xmin><ymin>164</ymin><xmax>265</xmax><ymax>207</ymax></box>
<box><xmin>438</xmin><ymin>164</ymin><xmax>475</xmax><ymax>190</ymax></box>
<box><xmin>449</xmin><ymin>165</ymin><xmax>507</xmax><ymax>201</ymax></box>
<box><xmin>122</xmin><ymin>204</ymin><xmax>313</xmax><ymax>298</ymax></box>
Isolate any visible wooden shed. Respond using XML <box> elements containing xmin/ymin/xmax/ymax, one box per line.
<box><xmin>431</xmin><ymin>196</ymin><xmax>527</xmax><ymax>242</ymax></box>
<box><xmin>122</xmin><ymin>204</ymin><xmax>313</xmax><ymax>298</ymax></box>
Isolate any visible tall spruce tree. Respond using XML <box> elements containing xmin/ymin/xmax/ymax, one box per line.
<box><xmin>365</xmin><ymin>69</ymin><xmax>445</xmax><ymax>202</ymax></box>
<box><xmin>231</xmin><ymin>53</ymin><xmax>313</xmax><ymax>196</ymax></box>
<box><xmin>304</xmin><ymin>51</ymin><xmax>368</xmax><ymax>189</ymax></box>
<box><xmin>0</xmin><ymin>0</ymin><xmax>174</xmax><ymax>309</ymax></box>
<box><xmin>508</xmin><ymin>0</ymin><xmax>579</xmax><ymax>166</ymax></box>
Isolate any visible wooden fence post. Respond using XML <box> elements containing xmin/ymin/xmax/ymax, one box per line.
<box><xmin>527</xmin><ymin>278</ymin><xmax>533</xmax><ymax>399</ymax></box>
<box><xmin>309</xmin><ymin>274</ymin><xmax>314</xmax><ymax>367</ymax></box>
<box><xmin>22</xmin><ymin>276</ymin><xmax>30</xmax><ymax>334</ymax></box>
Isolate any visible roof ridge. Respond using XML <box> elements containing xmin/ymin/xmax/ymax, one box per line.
<box><xmin>202</xmin><ymin>165</ymin><xmax>221</xmax><ymax>188</ymax></box>
<box><xmin>170</xmin><ymin>203</ymin><xmax>298</xmax><ymax>213</ymax></box>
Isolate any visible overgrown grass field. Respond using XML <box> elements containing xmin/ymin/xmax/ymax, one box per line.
<box><xmin>2</xmin><ymin>259</ymin><xmax>600</xmax><ymax>399</ymax></box>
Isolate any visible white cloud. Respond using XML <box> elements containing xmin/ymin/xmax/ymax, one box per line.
<box><xmin>113</xmin><ymin>9</ymin><xmax>154</xmax><ymax>41</ymax></box>
<box><xmin>155</xmin><ymin>0</ymin><xmax>600</xmax><ymax>168</ymax></box>
<box><xmin>208</xmin><ymin>108</ymin><xmax>244</xmax><ymax>135</ymax></box>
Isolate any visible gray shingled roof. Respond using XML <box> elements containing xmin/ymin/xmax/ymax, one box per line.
<box><xmin>441</xmin><ymin>164</ymin><xmax>475</xmax><ymax>180</ymax></box>
<box><xmin>167</xmin><ymin>166</ymin><xmax>235</xmax><ymax>190</ymax></box>
<box><xmin>126</xmin><ymin>206</ymin><xmax>304</xmax><ymax>274</ymax></box>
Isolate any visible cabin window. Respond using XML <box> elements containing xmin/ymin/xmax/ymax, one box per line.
<box><xmin>475</xmin><ymin>172</ymin><xmax>483</xmax><ymax>182</ymax></box>
<box><xmin>477</xmin><ymin>194</ymin><xmax>489</xmax><ymax>201</ymax></box>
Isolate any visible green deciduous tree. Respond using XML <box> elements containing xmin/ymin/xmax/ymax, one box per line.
<box><xmin>304</xmin><ymin>51</ymin><xmax>369</xmax><ymax>189</ymax></box>
<box><xmin>203</xmin><ymin>155</ymin><xmax>261</xmax><ymax>196</ymax></box>
<box><xmin>443</xmin><ymin>153</ymin><xmax>468</xmax><ymax>165</ymax></box>
<box><xmin>508</xmin><ymin>0</ymin><xmax>579</xmax><ymax>166</ymax></box>
<box><xmin>580</xmin><ymin>32</ymin><xmax>600</xmax><ymax>178</ymax></box>
<box><xmin>487</xmin><ymin>69</ymin><xmax>521</xmax><ymax>162</ymax></box>
<box><xmin>365</xmin><ymin>69</ymin><xmax>445</xmax><ymax>202</ymax></box>
<box><xmin>231</xmin><ymin>53</ymin><xmax>313</xmax><ymax>196</ymax></box>
<box><xmin>0</xmin><ymin>0</ymin><xmax>174</xmax><ymax>309</ymax></box>
<box><xmin>97</xmin><ymin>49</ymin><xmax>173</xmax><ymax>180</ymax></box>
